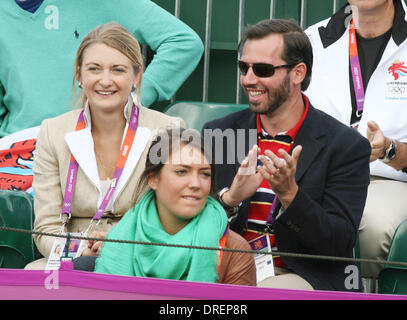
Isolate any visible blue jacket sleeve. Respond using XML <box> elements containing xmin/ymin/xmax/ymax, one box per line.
<box><xmin>275</xmin><ymin>131</ymin><xmax>371</xmax><ymax>258</ymax></box>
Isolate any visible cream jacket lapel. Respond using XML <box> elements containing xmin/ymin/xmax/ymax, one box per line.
<box><xmin>64</xmin><ymin>99</ymin><xmax>152</xmax><ymax>208</ymax></box>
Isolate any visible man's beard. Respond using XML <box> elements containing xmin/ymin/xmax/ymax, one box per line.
<box><xmin>248</xmin><ymin>73</ymin><xmax>291</xmax><ymax>115</ymax></box>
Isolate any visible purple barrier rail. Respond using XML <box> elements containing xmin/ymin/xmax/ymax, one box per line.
<box><xmin>0</xmin><ymin>261</ymin><xmax>405</xmax><ymax>300</ymax></box>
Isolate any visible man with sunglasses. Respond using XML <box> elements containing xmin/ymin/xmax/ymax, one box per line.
<box><xmin>203</xmin><ymin>19</ymin><xmax>371</xmax><ymax>291</ymax></box>
<box><xmin>305</xmin><ymin>0</ymin><xmax>407</xmax><ymax>284</ymax></box>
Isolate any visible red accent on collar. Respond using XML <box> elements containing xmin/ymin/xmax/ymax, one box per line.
<box><xmin>256</xmin><ymin>93</ymin><xmax>309</xmax><ymax>140</ymax></box>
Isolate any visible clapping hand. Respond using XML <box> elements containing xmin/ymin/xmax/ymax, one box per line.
<box><xmin>258</xmin><ymin>145</ymin><xmax>302</xmax><ymax>208</ymax></box>
<box><xmin>366</xmin><ymin>121</ymin><xmax>388</xmax><ymax>162</ymax></box>
<box><xmin>222</xmin><ymin>145</ymin><xmax>263</xmax><ymax>207</ymax></box>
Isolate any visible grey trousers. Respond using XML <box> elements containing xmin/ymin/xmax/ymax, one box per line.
<box><xmin>257</xmin><ymin>267</ymin><xmax>314</xmax><ymax>290</ymax></box>
<box><xmin>358</xmin><ymin>176</ymin><xmax>407</xmax><ymax>279</ymax></box>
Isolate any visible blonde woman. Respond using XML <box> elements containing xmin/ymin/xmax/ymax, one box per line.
<box><xmin>26</xmin><ymin>23</ymin><xmax>183</xmax><ymax>269</ymax></box>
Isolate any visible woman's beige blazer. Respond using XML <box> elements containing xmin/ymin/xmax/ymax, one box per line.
<box><xmin>32</xmin><ymin>102</ymin><xmax>184</xmax><ymax>257</ymax></box>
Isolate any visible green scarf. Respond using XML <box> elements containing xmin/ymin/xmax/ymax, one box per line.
<box><xmin>95</xmin><ymin>190</ymin><xmax>228</xmax><ymax>283</ymax></box>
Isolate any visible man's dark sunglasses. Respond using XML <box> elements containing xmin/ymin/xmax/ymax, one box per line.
<box><xmin>238</xmin><ymin>60</ymin><xmax>297</xmax><ymax>78</ymax></box>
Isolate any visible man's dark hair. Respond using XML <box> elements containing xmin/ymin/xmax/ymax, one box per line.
<box><xmin>238</xmin><ymin>19</ymin><xmax>313</xmax><ymax>91</ymax></box>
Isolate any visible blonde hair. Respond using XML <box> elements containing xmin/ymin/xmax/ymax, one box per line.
<box><xmin>73</xmin><ymin>22</ymin><xmax>143</xmax><ymax>107</ymax></box>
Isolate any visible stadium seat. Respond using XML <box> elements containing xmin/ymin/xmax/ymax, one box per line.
<box><xmin>164</xmin><ymin>101</ymin><xmax>248</xmax><ymax>132</ymax></box>
<box><xmin>0</xmin><ymin>190</ymin><xmax>39</xmax><ymax>268</ymax></box>
<box><xmin>353</xmin><ymin>234</ymin><xmax>361</xmax><ymax>270</ymax></box>
<box><xmin>378</xmin><ymin>218</ymin><xmax>407</xmax><ymax>294</ymax></box>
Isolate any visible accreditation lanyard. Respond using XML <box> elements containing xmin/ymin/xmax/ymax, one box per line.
<box><xmin>266</xmin><ymin>195</ymin><xmax>278</xmax><ymax>227</ymax></box>
<box><xmin>60</xmin><ymin>103</ymin><xmax>139</xmax><ymax>229</ymax></box>
<box><xmin>349</xmin><ymin>19</ymin><xmax>365</xmax><ymax>116</ymax></box>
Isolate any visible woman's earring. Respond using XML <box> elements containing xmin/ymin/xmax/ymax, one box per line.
<box><xmin>131</xmin><ymin>85</ymin><xmax>136</xmax><ymax>92</ymax></box>
<box><xmin>78</xmin><ymin>82</ymin><xmax>83</xmax><ymax>89</ymax></box>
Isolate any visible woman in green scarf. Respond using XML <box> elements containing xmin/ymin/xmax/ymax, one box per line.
<box><xmin>92</xmin><ymin>127</ymin><xmax>256</xmax><ymax>285</ymax></box>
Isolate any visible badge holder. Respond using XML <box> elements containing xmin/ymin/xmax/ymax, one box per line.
<box><xmin>45</xmin><ymin>215</ymin><xmax>92</xmax><ymax>270</ymax></box>
<box><xmin>249</xmin><ymin>235</ymin><xmax>275</xmax><ymax>284</ymax></box>
<box><xmin>45</xmin><ymin>232</ymin><xmax>84</xmax><ymax>270</ymax></box>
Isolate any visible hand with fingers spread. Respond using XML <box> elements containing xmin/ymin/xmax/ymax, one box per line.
<box><xmin>258</xmin><ymin>145</ymin><xmax>302</xmax><ymax>208</ymax></box>
<box><xmin>366</xmin><ymin>121</ymin><xmax>390</xmax><ymax>162</ymax></box>
<box><xmin>221</xmin><ymin>145</ymin><xmax>264</xmax><ymax>208</ymax></box>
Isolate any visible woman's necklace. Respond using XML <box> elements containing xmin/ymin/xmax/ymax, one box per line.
<box><xmin>95</xmin><ymin>152</ymin><xmax>115</xmax><ymax>181</ymax></box>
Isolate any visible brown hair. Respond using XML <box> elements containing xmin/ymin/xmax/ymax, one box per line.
<box><xmin>238</xmin><ymin>19</ymin><xmax>313</xmax><ymax>91</ymax></box>
<box><xmin>133</xmin><ymin>127</ymin><xmax>216</xmax><ymax>205</ymax></box>
<box><xmin>73</xmin><ymin>22</ymin><xmax>143</xmax><ymax>107</ymax></box>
